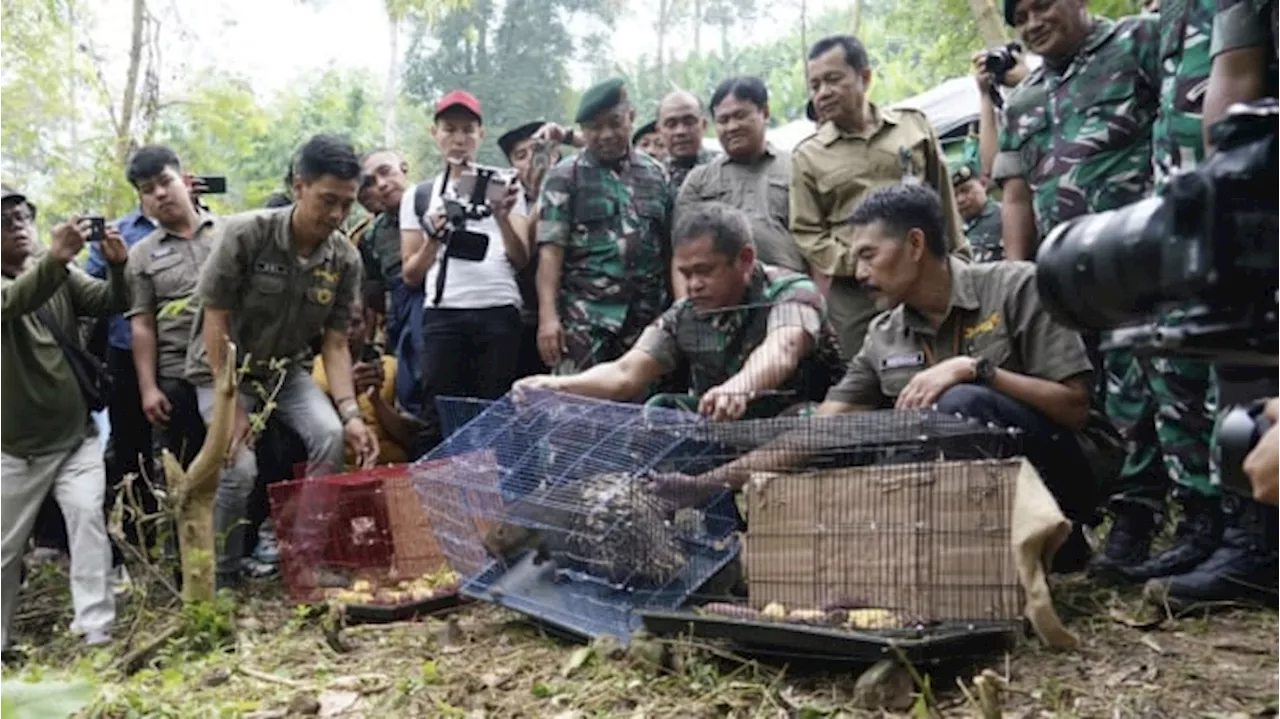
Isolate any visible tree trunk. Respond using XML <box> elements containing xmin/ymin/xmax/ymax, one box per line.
<box><xmin>171</xmin><ymin>339</ymin><xmax>237</xmax><ymax>604</ymax></box>
<box><xmin>117</xmin><ymin>0</ymin><xmax>146</xmax><ymax>164</ymax></box>
<box><xmin>967</xmin><ymin>0</ymin><xmax>1009</xmax><ymax>47</ymax></box>
<box><xmin>798</xmin><ymin>0</ymin><xmax>807</xmax><ymax>63</ymax></box>
<box><xmin>384</xmin><ymin>15</ymin><xmax>400</xmax><ymax>146</ymax></box>
<box><xmin>851</xmin><ymin>0</ymin><xmax>863</xmax><ymax>34</ymax></box>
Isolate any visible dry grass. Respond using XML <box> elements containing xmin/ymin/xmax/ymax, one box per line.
<box><xmin>4</xmin><ymin>558</ymin><xmax>1277</xmax><ymax>718</ymax></box>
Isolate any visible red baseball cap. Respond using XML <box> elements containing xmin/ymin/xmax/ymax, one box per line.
<box><xmin>435</xmin><ymin>90</ymin><xmax>482</xmax><ymax>122</ymax></box>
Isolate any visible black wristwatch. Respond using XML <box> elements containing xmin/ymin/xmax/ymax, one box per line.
<box><xmin>973</xmin><ymin>356</ymin><xmax>997</xmax><ymax>385</ymax></box>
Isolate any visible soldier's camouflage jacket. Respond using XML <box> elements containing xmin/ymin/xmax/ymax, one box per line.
<box><xmin>1154</xmin><ymin>0</ymin><xmax>1215</xmax><ymax>188</ymax></box>
<box><xmin>537</xmin><ymin>149</ymin><xmax>673</xmax><ymax>335</ymax></box>
<box><xmin>964</xmin><ymin>198</ymin><xmax>1004</xmax><ymax>263</ymax></box>
<box><xmin>665</xmin><ymin>147</ymin><xmax>720</xmax><ymax>193</ymax></box>
<box><xmin>994</xmin><ymin>15</ymin><xmax>1161</xmax><ymax>240</ymax></box>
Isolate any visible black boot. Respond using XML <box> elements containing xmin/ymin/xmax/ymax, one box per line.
<box><xmin>1143</xmin><ymin>496</ymin><xmax>1279</xmax><ymax>612</ymax></box>
<box><xmin>1119</xmin><ymin>492</ymin><xmax>1223</xmax><ymax>583</ymax></box>
<box><xmin>1088</xmin><ymin>501</ymin><xmax>1158</xmax><ymax>583</ymax></box>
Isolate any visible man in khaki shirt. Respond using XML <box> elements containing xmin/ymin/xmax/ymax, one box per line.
<box><xmin>791</xmin><ymin>34</ymin><xmax>968</xmax><ymax>361</ymax></box>
<box><xmin>655</xmin><ymin>185</ymin><xmax>1100</xmax><ymax>570</ymax></box>
<box><xmin>124</xmin><ymin>147</ymin><xmax>218</xmax><ymax>468</ymax></box>
<box><xmin>678</xmin><ymin>76</ymin><xmax>808</xmax><ymax>274</ymax></box>
<box><xmin>191</xmin><ymin>134</ymin><xmax>377</xmax><ymax>588</ymax></box>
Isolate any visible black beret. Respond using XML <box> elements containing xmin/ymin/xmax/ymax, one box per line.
<box><xmin>498</xmin><ymin>121</ymin><xmax>546</xmax><ymax>161</ymax></box>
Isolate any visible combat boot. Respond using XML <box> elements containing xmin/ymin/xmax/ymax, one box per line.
<box><xmin>1119</xmin><ymin>492</ymin><xmax>1224</xmax><ymax>583</ymax></box>
<box><xmin>1143</xmin><ymin>496</ymin><xmax>1279</xmax><ymax>612</ymax></box>
<box><xmin>1088</xmin><ymin>501</ymin><xmax>1158</xmax><ymax>583</ymax></box>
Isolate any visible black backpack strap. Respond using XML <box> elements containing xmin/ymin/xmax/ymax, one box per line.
<box><xmin>34</xmin><ymin>303</ymin><xmax>113</xmax><ymax>412</ymax></box>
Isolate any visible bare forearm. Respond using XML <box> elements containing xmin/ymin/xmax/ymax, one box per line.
<box><xmin>130</xmin><ymin>318</ymin><xmax>161</xmax><ymax>393</ymax></box>
<box><xmin>704</xmin><ymin>400</ymin><xmax>867</xmax><ymax>489</ymax></box>
<box><xmin>370</xmin><ymin>394</ymin><xmax>419</xmax><ymax>449</ymax></box>
<box><xmin>497</xmin><ymin>214</ymin><xmax>530</xmax><ymax>270</ymax></box>
<box><xmin>400</xmin><ymin>230</ymin><xmax>435</xmax><ymax>288</ymax></box>
<box><xmin>721</xmin><ymin>332</ymin><xmax>809</xmax><ymax>397</ymax></box>
<box><xmin>552</xmin><ymin>362</ymin><xmax>643</xmax><ymax>400</ymax></box>
<box><xmin>322</xmin><ymin>342</ymin><xmax>357</xmax><ymax>405</ymax></box>
<box><xmin>978</xmin><ymin>100</ymin><xmax>999</xmax><ymax>178</ymax></box>
<box><xmin>1001</xmin><ymin>196</ymin><xmax>1037</xmax><ymax>261</ymax></box>
<box><xmin>536</xmin><ymin>245</ymin><xmax>563</xmax><ymax>322</ymax></box>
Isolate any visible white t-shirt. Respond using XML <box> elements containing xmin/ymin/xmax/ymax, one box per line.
<box><xmin>399</xmin><ymin>174</ymin><xmax>526</xmax><ymax>310</ymax></box>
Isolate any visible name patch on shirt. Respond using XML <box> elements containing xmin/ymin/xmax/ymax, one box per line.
<box><xmin>149</xmin><ymin>246</ymin><xmax>175</xmax><ymax>259</ymax></box>
<box><xmin>880</xmin><ymin>352</ymin><xmax>925</xmax><ymax>371</ymax></box>
<box><xmin>254</xmin><ymin>261</ymin><xmax>287</xmax><ymax>276</ymax></box>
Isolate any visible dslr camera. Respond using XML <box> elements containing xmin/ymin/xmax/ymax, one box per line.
<box><xmin>441</xmin><ymin>164</ymin><xmax>516</xmax><ymax>228</ymax></box>
<box><xmin>982</xmin><ymin>42</ymin><xmax>1023</xmax><ymax>108</ymax></box>
<box><xmin>1036</xmin><ymin>100</ymin><xmax>1279</xmax><ymax>495</ymax></box>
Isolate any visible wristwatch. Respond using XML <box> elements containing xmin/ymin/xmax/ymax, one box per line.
<box><xmin>338</xmin><ymin>401</ymin><xmax>362</xmax><ymax>425</ymax></box>
<box><xmin>973</xmin><ymin>356</ymin><xmax>997</xmax><ymax>385</ymax></box>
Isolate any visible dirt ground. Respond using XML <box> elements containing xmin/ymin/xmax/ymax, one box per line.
<box><xmin>3</xmin><ymin>558</ymin><xmax>1277</xmax><ymax>719</ymax></box>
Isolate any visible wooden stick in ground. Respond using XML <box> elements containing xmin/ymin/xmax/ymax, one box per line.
<box><xmin>172</xmin><ymin>338</ymin><xmax>238</xmax><ymax>604</ymax></box>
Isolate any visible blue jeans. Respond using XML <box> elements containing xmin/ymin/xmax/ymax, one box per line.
<box><xmin>935</xmin><ymin>384</ymin><xmax>1101</xmax><ymax>523</ymax></box>
<box><xmin>199</xmin><ymin>368</ymin><xmax>345</xmax><ymax>579</ymax></box>
<box><xmin>392</xmin><ymin>282</ymin><xmax>426</xmax><ymax>417</ymax></box>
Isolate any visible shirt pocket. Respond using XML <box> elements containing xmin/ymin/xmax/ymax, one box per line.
<box><xmin>1009</xmin><ymin>108</ymin><xmax>1051</xmax><ymax>178</ymax></box>
<box><xmin>1077</xmin><ymin>76</ymin><xmax>1143</xmax><ymax>152</ymax></box>
<box><xmin>148</xmin><ymin>253</ymin><xmax>194</xmax><ymax>302</ymax></box>
<box><xmin>766</xmin><ymin>177</ymin><xmax>790</xmax><ymax>226</ymax></box>
<box><xmin>570</xmin><ymin>194</ymin><xmax>618</xmax><ymax>250</ymax></box>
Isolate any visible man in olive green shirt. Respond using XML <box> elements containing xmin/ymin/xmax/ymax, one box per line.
<box><xmin>192</xmin><ymin>134</ymin><xmax>377</xmax><ymax>587</ymax></box>
<box><xmin>126</xmin><ymin>149</ymin><xmax>218</xmax><ymax>467</ymax></box>
<box><xmin>678</xmin><ymin>76</ymin><xmax>808</xmax><ymax>274</ymax></box>
<box><xmin>2</xmin><ymin>186</ymin><xmax>130</xmax><ymax>649</ymax></box>
<box><xmin>656</xmin><ymin>185</ymin><xmax>1099</xmax><ymax>570</ymax></box>
<box><xmin>791</xmin><ymin>35</ymin><xmax>969</xmax><ymax>361</ymax></box>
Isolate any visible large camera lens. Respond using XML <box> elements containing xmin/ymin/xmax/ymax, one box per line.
<box><xmin>1035</xmin><ymin>196</ymin><xmax>1172</xmax><ymax>330</ymax></box>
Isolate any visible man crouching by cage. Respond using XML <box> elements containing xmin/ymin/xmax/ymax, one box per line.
<box><xmin>653</xmin><ymin>184</ymin><xmax>1112</xmax><ymax>571</ymax></box>
<box><xmin>190</xmin><ymin>134</ymin><xmax>379</xmax><ymax>590</ymax></box>
<box><xmin>513</xmin><ymin>203</ymin><xmax>842</xmax><ymax>420</ymax></box>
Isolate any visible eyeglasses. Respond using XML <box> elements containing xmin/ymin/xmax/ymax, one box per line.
<box><xmin>1</xmin><ymin>209</ymin><xmax>34</xmax><ymax>231</ymax></box>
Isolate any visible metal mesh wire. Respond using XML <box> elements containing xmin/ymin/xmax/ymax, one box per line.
<box><xmin>268</xmin><ymin>465</ymin><xmax>451</xmax><ymax>603</ymax></box>
<box><xmin>413</xmin><ymin>392</ymin><xmax>741</xmax><ymax>640</ymax></box>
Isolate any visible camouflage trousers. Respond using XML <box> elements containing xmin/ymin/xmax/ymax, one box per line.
<box><xmin>1104</xmin><ymin>349</ymin><xmax>1218</xmax><ymax>510</ymax></box>
<box><xmin>551</xmin><ymin>320</ymin><xmax>648</xmax><ymax>377</ymax></box>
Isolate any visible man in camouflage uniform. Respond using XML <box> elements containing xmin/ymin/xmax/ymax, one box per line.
<box><xmin>517</xmin><ymin>203</ymin><xmax>841</xmax><ymax>421</ymax></box>
<box><xmin>949</xmin><ymin>159</ymin><xmax>1003</xmax><ymax>262</ymax></box>
<box><xmin>994</xmin><ymin>0</ymin><xmax>1222</xmax><ymax>581</ymax></box>
<box><xmin>1146</xmin><ymin>0</ymin><xmax>1280</xmax><ymax>606</ymax></box>
<box><xmin>658</xmin><ymin>90</ymin><xmax>720</xmax><ymax>191</ymax></box>
<box><xmin>536</xmin><ymin>78</ymin><xmax>673</xmax><ymax>376</ymax></box>
<box><xmin>1076</xmin><ymin>0</ymin><xmax>1222</xmax><ymax>588</ymax></box>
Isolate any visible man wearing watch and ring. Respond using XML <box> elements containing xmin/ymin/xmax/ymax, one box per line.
<box><xmin>654</xmin><ymin>185</ymin><xmax>1102</xmax><ymax>565</ymax></box>
<box><xmin>191</xmin><ymin>134</ymin><xmax>379</xmax><ymax>589</ymax></box>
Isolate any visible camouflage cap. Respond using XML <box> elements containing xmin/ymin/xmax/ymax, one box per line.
<box><xmin>949</xmin><ymin>158</ymin><xmax>980</xmax><ymax>186</ymax></box>
<box><xmin>575</xmin><ymin>78</ymin><xmax>628</xmax><ymax>124</ymax></box>
<box><xmin>631</xmin><ymin>119</ymin><xmax>658</xmax><ymax>145</ymax></box>
<box><xmin>498</xmin><ymin>121</ymin><xmax>546</xmax><ymax>161</ymax></box>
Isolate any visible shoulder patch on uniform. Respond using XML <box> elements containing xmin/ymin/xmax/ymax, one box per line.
<box><xmin>880</xmin><ymin>352</ymin><xmax>925</xmax><ymax>371</ymax></box>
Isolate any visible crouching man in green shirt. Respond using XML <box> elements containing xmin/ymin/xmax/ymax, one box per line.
<box><xmin>191</xmin><ymin>135</ymin><xmax>379</xmax><ymax>588</ymax></box>
<box><xmin>515</xmin><ymin>203</ymin><xmax>841</xmax><ymax>420</ymax></box>
<box><xmin>1</xmin><ymin>186</ymin><xmax>130</xmax><ymax>649</ymax></box>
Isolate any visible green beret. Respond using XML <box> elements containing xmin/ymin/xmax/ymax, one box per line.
<box><xmin>576</xmin><ymin>78</ymin><xmax>628</xmax><ymax>124</ymax></box>
<box><xmin>949</xmin><ymin>158</ymin><xmax>980</xmax><ymax>186</ymax></box>
<box><xmin>632</xmin><ymin>120</ymin><xmax>658</xmax><ymax>145</ymax></box>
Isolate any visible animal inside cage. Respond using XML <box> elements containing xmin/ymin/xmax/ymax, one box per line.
<box><xmin>268</xmin><ymin>465</ymin><xmax>461</xmax><ymax>615</ymax></box>
<box><xmin>412</xmin><ymin>392</ymin><xmax>743</xmax><ymax>643</ymax></box>
<box><xmin>638</xmin><ymin>410</ymin><xmax>1028</xmax><ymax>660</ymax></box>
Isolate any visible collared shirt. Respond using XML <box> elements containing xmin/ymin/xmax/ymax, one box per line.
<box><xmin>665</xmin><ymin>147</ymin><xmax>720</xmax><ymax>191</ymax></box>
<box><xmin>86</xmin><ymin>209</ymin><xmax>156</xmax><ymax>350</ymax></box>
<box><xmin>3</xmin><ymin>251</ymin><xmax>129</xmax><ymax>456</ymax></box>
<box><xmin>677</xmin><ymin>144</ymin><xmax>808</xmax><ymax>273</ymax></box>
<box><xmin>827</xmin><ymin>257</ymin><xmax>1092</xmax><ymax>407</ymax></box>
<box><xmin>312</xmin><ymin>353</ymin><xmax>408</xmax><ymax>466</ymax></box>
<box><xmin>635</xmin><ymin>263</ymin><xmax>840</xmax><ymax>415</ymax></box>
<box><xmin>125</xmin><ymin>215</ymin><xmax>218</xmax><ymax>381</ymax></box>
<box><xmin>188</xmin><ymin>206</ymin><xmax>361</xmax><ymax>385</ymax></box>
<box><xmin>790</xmin><ymin>104</ymin><xmax>969</xmax><ymax>278</ymax></box>
<box><xmin>537</xmin><ymin>149</ymin><xmax>672</xmax><ymax>333</ymax></box>
<box><xmin>993</xmin><ymin>16</ymin><xmax>1161</xmax><ymax>241</ymax></box>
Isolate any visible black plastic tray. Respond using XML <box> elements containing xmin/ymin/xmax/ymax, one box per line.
<box><xmin>344</xmin><ymin>590</ymin><xmax>471</xmax><ymax>624</ymax></box>
<box><xmin>637</xmin><ymin>609</ymin><xmax>1019</xmax><ymax>665</ymax></box>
